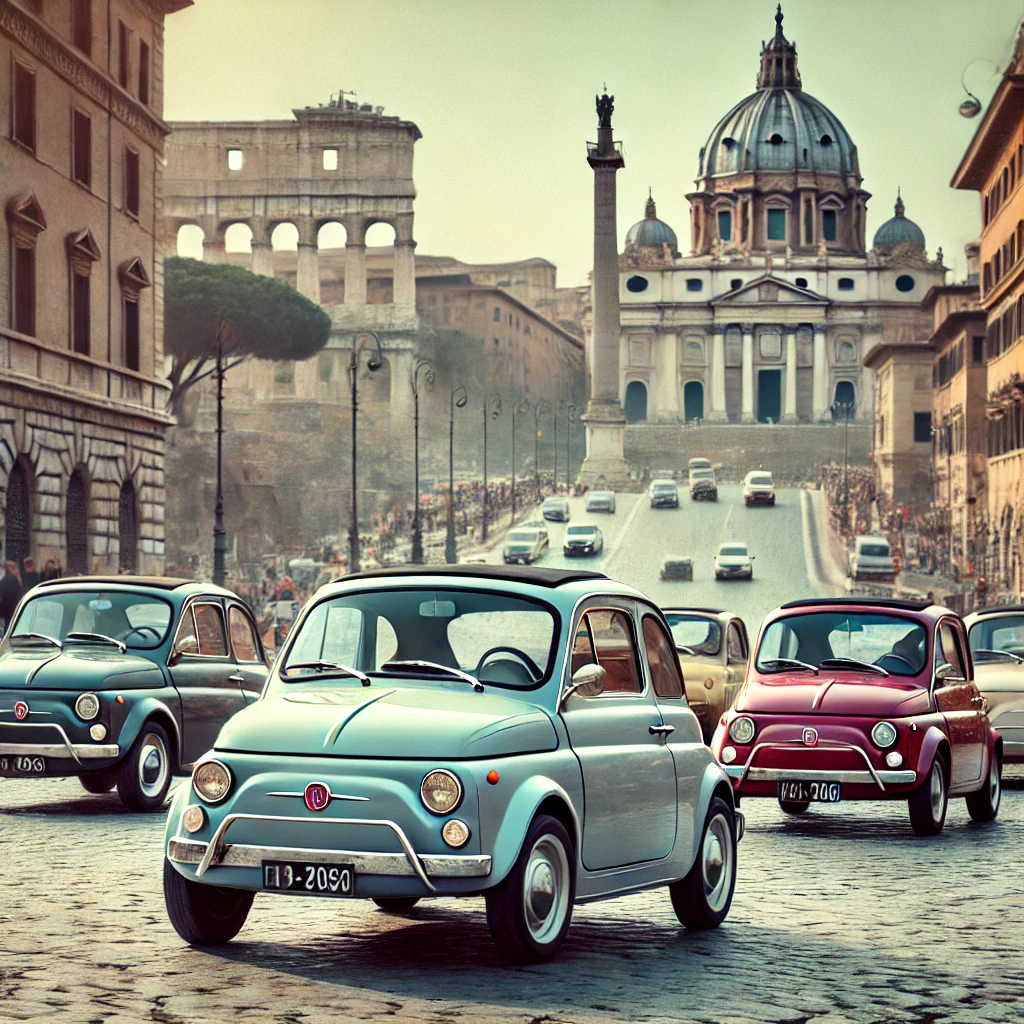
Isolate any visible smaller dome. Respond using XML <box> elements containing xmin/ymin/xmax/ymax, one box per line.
<box><xmin>873</xmin><ymin>191</ymin><xmax>926</xmax><ymax>252</ymax></box>
<box><xmin>625</xmin><ymin>193</ymin><xmax>678</xmax><ymax>250</ymax></box>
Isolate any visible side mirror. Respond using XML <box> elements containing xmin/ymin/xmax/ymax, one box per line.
<box><xmin>169</xmin><ymin>634</ymin><xmax>198</xmax><ymax>665</ymax></box>
<box><xmin>559</xmin><ymin>663</ymin><xmax>607</xmax><ymax>710</ymax></box>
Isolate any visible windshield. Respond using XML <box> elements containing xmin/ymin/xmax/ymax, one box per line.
<box><xmin>9</xmin><ymin>590</ymin><xmax>173</xmax><ymax>649</ymax></box>
<box><xmin>749</xmin><ymin>474</ymin><xmax>773</xmax><ymax>486</ymax></box>
<box><xmin>969</xmin><ymin>614</ymin><xmax>1024</xmax><ymax>659</ymax></box>
<box><xmin>719</xmin><ymin>546</ymin><xmax>748</xmax><ymax>557</ymax></box>
<box><xmin>756</xmin><ymin>612</ymin><xmax>928</xmax><ymax>677</ymax></box>
<box><xmin>277</xmin><ymin>588</ymin><xmax>558</xmax><ymax>690</ymax></box>
<box><xmin>858</xmin><ymin>543</ymin><xmax>890</xmax><ymax>558</ymax></box>
<box><xmin>508</xmin><ymin>532</ymin><xmax>537</xmax><ymax>543</ymax></box>
<box><xmin>665</xmin><ymin>614</ymin><xmax>722</xmax><ymax>656</ymax></box>
<box><xmin>691</xmin><ymin>470</ymin><xmax>715</xmax><ymax>480</ymax></box>
<box><xmin>653</xmin><ymin>483</ymin><xmax>676</xmax><ymax>492</ymax></box>
<box><xmin>567</xmin><ymin>526</ymin><xmax>596</xmax><ymax>536</ymax></box>
<box><xmin>542</xmin><ymin>498</ymin><xmax>564</xmax><ymax>507</ymax></box>
<box><xmin>689</xmin><ymin>459</ymin><xmax>711</xmax><ymax>469</ymax></box>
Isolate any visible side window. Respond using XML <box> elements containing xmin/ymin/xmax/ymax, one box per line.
<box><xmin>727</xmin><ymin>622</ymin><xmax>747</xmax><ymax>661</ymax></box>
<box><xmin>571</xmin><ymin>618</ymin><xmax>597</xmax><ymax>675</ymax></box>
<box><xmin>588</xmin><ymin>608</ymin><xmax>642</xmax><ymax>694</ymax></box>
<box><xmin>937</xmin><ymin>622</ymin><xmax>966</xmax><ymax>680</ymax></box>
<box><xmin>228</xmin><ymin>605</ymin><xmax>260</xmax><ymax>663</ymax></box>
<box><xmin>192</xmin><ymin>603</ymin><xmax>228</xmax><ymax>657</ymax></box>
<box><xmin>642</xmin><ymin>615</ymin><xmax>684</xmax><ymax>698</ymax></box>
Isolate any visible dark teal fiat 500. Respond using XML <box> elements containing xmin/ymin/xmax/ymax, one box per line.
<box><xmin>0</xmin><ymin>576</ymin><xmax>268</xmax><ymax>810</ymax></box>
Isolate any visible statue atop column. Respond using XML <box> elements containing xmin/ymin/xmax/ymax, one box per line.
<box><xmin>596</xmin><ymin>92</ymin><xmax>614</xmax><ymax>128</ymax></box>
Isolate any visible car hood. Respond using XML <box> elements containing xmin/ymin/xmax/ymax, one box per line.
<box><xmin>218</xmin><ymin>685</ymin><xmax>559</xmax><ymax>759</ymax></box>
<box><xmin>737</xmin><ymin>675</ymin><xmax>930</xmax><ymax>716</ymax></box>
<box><xmin>0</xmin><ymin>646</ymin><xmax>164</xmax><ymax>689</ymax></box>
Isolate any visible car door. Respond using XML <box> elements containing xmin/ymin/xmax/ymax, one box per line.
<box><xmin>724</xmin><ymin>619</ymin><xmax>748</xmax><ymax>712</ymax></box>
<box><xmin>560</xmin><ymin>601</ymin><xmax>677</xmax><ymax>870</ymax></box>
<box><xmin>933</xmin><ymin>618</ymin><xmax>985</xmax><ymax>787</ymax></box>
<box><xmin>227</xmin><ymin>602</ymin><xmax>269</xmax><ymax>702</ymax></box>
<box><xmin>168</xmin><ymin>599</ymin><xmax>249</xmax><ymax>764</ymax></box>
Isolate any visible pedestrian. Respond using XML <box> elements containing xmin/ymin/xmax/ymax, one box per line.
<box><xmin>20</xmin><ymin>556</ymin><xmax>40</xmax><ymax>591</ymax></box>
<box><xmin>42</xmin><ymin>559</ymin><xmax>60</xmax><ymax>581</ymax></box>
<box><xmin>0</xmin><ymin>560</ymin><xmax>24</xmax><ymax>631</ymax></box>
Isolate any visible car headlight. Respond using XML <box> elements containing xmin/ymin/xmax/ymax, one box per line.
<box><xmin>420</xmin><ymin>769</ymin><xmax>463</xmax><ymax>815</ymax></box>
<box><xmin>729</xmin><ymin>716</ymin><xmax>756</xmax><ymax>744</ymax></box>
<box><xmin>871</xmin><ymin>721</ymin><xmax>898</xmax><ymax>749</ymax></box>
<box><xmin>192</xmin><ymin>759</ymin><xmax>233</xmax><ymax>804</ymax></box>
<box><xmin>75</xmin><ymin>693</ymin><xmax>100</xmax><ymax>721</ymax></box>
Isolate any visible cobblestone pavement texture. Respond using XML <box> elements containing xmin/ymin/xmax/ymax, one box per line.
<box><xmin>2</xmin><ymin>488</ymin><xmax>1022</xmax><ymax>1023</ymax></box>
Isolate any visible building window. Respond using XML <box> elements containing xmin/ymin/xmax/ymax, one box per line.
<box><xmin>730</xmin><ymin>278</ymin><xmax>742</xmax><ymax>290</ymax></box>
<box><xmin>72</xmin><ymin>0</ymin><xmax>92</xmax><ymax>56</ymax></box>
<box><xmin>913</xmin><ymin>412</ymin><xmax>931</xmax><ymax>443</ymax></box>
<box><xmin>118</xmin><ymin>21</ymin><xmax>130</xmax><ymax>89</ymax></box>
<box><xmin>123</xmin><ymin>297</ymin><xmax>139</xmax><ymax>370</ymax></box>
<box><xmin>323</xmin><ymin>149</ymin><xmax>338</xmax><ymax>170</ymax></box>
<box><xmin>227</xmin><ymin>148</ymin><xmax>243</xmax><ymax>171</ymax></box>
<box><xmin>72</xmin><ymin>109</ymin><xmax>91</xmax><ymax>188</ymax></box>
<box><xmin>625</xmin><ymin>275</ymin><xmax>648</xmax><ymax>293</ymax></box>
<box><xmin>795</xmin><ymin>277</ymin><xmax>808</xmax><ymax>288</ymax></box>
<box><xmin>837</xmin><ymin>277</ymin><xmax>855</xmax><ymax>291</ymax></box>
<box><xmin>895</xmin><ymin>274</ymin><xmax>915</xmax><ymax>293</ymax></box>
<box><xmin>767</xmin><ymin>208</ymin><xmax>786</xmax><ymax>241</ymax></box>
<box><xmin>13</xmin><ymin>246</ymin><xmax>35</xmax><ymax>336</ymax></box>
<box><xmin>125</xmin><ymin>148</ymin><xmax>140</xmax><ymax>217</ymax></box>
<box><xmin>972</xmin><ymin>335</ymin><xmax>985</xmax><ymax>365</ymax></box>
<box><xmin>118</xmin><ymin>257</ymin><xmax>150</xmax><ymax>371</ymax></box>
<box><xmin>72</xmin><ymin>273</ymin><xmax>89</xmax><ymax>354</ymax></box>
<box><xmin>493</xmin><ymin>306</ymin><xmax>501</xmax><ymax>321</ymax></box>
<box><xmin>686</xmin><ymin>278</ymin><xmax>703</xmax><ymax>292</ymax></box>
<box><xmin>138</xmin><ymin>40</ymin><xmax>150</xmax><ymax>105</ymax></box>
<box><xmin>13</xmin><ymin>61</ymin><xmax>35</xmax><ymax>153</ymax></box>
<box><xmin>717</xmin><ymin>210</ymin><xmax>732</xmax><ymax>242</ymax></box>
<box><xmin>821</xmin><ymin>210</ymin><xmax>837</xmax><ymax>242</ymax></box>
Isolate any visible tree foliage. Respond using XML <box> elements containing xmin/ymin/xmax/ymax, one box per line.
<box><xmin>163</xmin><ymin>257</ymin><xmax>332</xmax><ymax>417</ymax></box>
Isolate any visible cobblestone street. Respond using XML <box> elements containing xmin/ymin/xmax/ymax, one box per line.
<box><xmin>2</xmin><ymin>768</ymin><xmax>1023</xmax><ymax>1024</ymax></box>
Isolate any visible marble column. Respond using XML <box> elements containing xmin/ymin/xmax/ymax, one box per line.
<box><xmin>295</xmin><ymin>220</ymin><xmax>320</xmax><ymax>304</ymax></box>
<box><xmin>812</xmin><ymin>322</ymin><xmax>828</xmax><ymax>421</ymax></box>
<box><xmin>344</xmin><ymin>244</ymin><xmax>367</xmax><ymax>306</ymax></box>
<box><xmin>250</xmin><ymin>242</ymin><xmax>274</xmax><ymax>277</ymax></box>
<box><xmin>393</xmin><ymin>241</ymin><xmax>416</xmax><ymax>308</ymax></box>
<box><xmin>708</xmin><ymin>327</ymin><xmax>728</xmax><ymax>421</ymax></box>
<box><xmin>741</xmin><ymin>323</ymin><xmax>755</xmax><ymax>423</ymax></box>
<box><xmin>783</xmin><ymin>330</ymin><xmax>798</xmax><ymax>422</ymax></box>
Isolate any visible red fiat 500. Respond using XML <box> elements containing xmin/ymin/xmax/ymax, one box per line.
<box><xmin>713</xmin><ymin>598</ymin><xmax>1002</xmax><ymax>835</ymax></box>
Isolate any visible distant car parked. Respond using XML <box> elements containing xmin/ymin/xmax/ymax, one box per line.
<box><xmin>585</xmin><ymin>489</ymin><xmax>616</xmax><ymax>514</ymax></box>
<box><xmin>848</xmin><ymin>535</ymin><xmax>896</xmax><ymax>582</ymax></box>
<box><xmin>689</xmin><ymin>468</ymin><xmax>718</xmax><ymax>501</ymax></box>
<box><xmin>563</xmin><ymin>524</ymin><xmax>604</xmax><ymax>557</ymax></box>
<box><xmin>714</xmin><ymin>543</ymin><xmax>754</xmax><ymax>580</ymax></box>
<box><xmin>649</xmin><ymin>480</ymin><xmax>679</xmax><ymax>508</ymax></box>
<box><xmin>742</xmin><ymin>471</ymin><xmax>775</xmax><ymax>506</ymax></box>
<box><xmin>541</xmin><ymin>497</ymin><xmax>570</xmax><ymax>523</ymax></box>
<box><xmin>503</xmin><ymin>528</ymin><xmax>549</xmax><ymax>565</ymax></box>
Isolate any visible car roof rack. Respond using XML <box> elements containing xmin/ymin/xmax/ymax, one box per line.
<box><xmin>342</xmin><ymin>565</ymin><xmax>609</xmax><ymax>588</ymax></box>
<box><xmin>779</xmin><ymin>596</ymin><xmax>932</xmax><ymax>612</ymax></box>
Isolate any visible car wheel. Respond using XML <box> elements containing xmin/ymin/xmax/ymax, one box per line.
<box><xmin>163</xmin><ymin>858</ymin><xmax>253</xmax><ymax>945</ymax></box>
<box><xmin>372</xmin><ymin>897</ymin><xmax>421</xmax><ymax>914</ymax></box>
<box><xmin>485</xmin><ymin>813</ymin><xmax>575</xmax><ymax>962</ymax></box>
<box><xmin>908</xmin><ymin>751</ymin><xmax>948</xmax><ymax>836</ymax></box>
<box><xmin>669</xmin><ymin>796</ymin><xmax>736</xmax><ymax>929</ymax></box>
<box><xmin>778</xmin><ymin>798</ymin><xmax>810</xmax><ymax>815</ymax></box>
<box><xmin>965</xmin><ymin>751</ymin><xmax>1001</xmax><ymax>822</ymax></box>
<box><xmin>80</xmin><ymin>771</ymin><xmax>116</xmax><ymax>794</ymax></box>
<box><xmin>116</xmin><ymin>722</ymin><xmax>173</xmax><ymax>812</ymax></box>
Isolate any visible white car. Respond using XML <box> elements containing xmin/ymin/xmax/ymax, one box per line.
<box><xmin>848</xmin><ymin>535</ymin><xmax>896</xmax><ymax>581</ymax></box>
<box><xmin>585</xmin><ymin>489</ymin><xmax>616</xmax><ymax>514</ymax></box>
<box><xmin>503</xmin><ymin>528</ymin><xmax>549</xmax><ymax>564</ymax></box>
<box><xmin>714</xmin><ymin>542</ymin><xmax>754</xmax><ymax>580</ymax></box>
<box><xmin>742</xmin><ymin>471</ymin><xmax>775</xmax><ymax>506</ymax></box>
<box><xmin>541</xmin><ymin>497</ymin><xmax>570</xmax><ymax>522</ymax></box>
<box><xmin>563</xmin><ymin>524</ymin><xmax>604</xmax><ymax>557</ymax></box>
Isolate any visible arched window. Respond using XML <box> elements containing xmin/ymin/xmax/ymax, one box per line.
<box><xmin>833</xmin><ymin>380</ymin><xmax>856</xmax><ymax>416</ymax></box>
<box><xmin>119</xmin><ymin>477</ymin><xmax>138</xmax><ymax>573</ymax></box>
<box><xmin>4</xmin><ymin>460</ymin><xmax>31</xmax><ymax>570</ymax></box>
<box><xmin>683</xmin><ymin>381</ymin><xmax>704</xmax><ymax>422</ymax></box>
<box><xmin>624</xmin><ymin>380</ymin><xmax>648</xmax><ymax>423</ymax></box>
<box><xmin>66</xmin><ymin>468</ymin><xmax>89</xmax><ymax>576</ymax></box>
<box><xmin>717</xmin><ymin>210</ymin><xmax>732</xmax><ymax>242</ymax></box>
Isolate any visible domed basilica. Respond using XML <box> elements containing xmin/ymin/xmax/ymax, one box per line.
<box><xmin>616</xmin><ymin>6</ymin><xmax>944</xmax><ymax>426</ymax></box>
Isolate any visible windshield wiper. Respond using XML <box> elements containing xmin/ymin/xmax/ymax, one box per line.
<box><xmin>973</xmin><ymin>648</ymin><xmax>1024</xmax><ymax>664</ymax></box>
<box><xmin>759</xmin><ymin>658</ymin><xmax>819</xmax><ymax>675</ymax></box>
<box><xmin>380</xmin><ymin>660</ymin><xmax>484</xmax><ymax>692</ymax></box>
<box><xmin>9</xmin><ymin>632</ymin><xmax>62</xmax><ymax>649</ymax></box>
<box><xmin>65</xmin><ymin>632</ymin><xmax>126</xmax><ymax>652</ymax></box>
<box><xmin>282</xmin><ymin>661</ymin><xmax>370</xmax><ymax>686</ymax></box>
<box><xmin>820</xmin><ymin>657</ymin><xmax>889</xmax><ymax>677</ymax></box>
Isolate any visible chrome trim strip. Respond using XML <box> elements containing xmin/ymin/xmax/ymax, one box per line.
<box><xmin>0</xmin><ymin>722</ymin><xmax>97</xmax><ymax>765</ymax></box>
<box><xmin>0</xmin><ymin>741</ymin><xmax>118</xmax><ymax>759</ymax></box>
<box><xmin>0</xmin><ymin>708</ymin><xmax>52</xmax><ymax>716</ymax></box>
<box><xmin>267</xmin><ymin>790</ymin><xmax>369</xmax><ymax>802</ymax></box>
<box><xmin>193</xmin><ymin>812</ymin><xmax>440</xmax><ymax>892</ymax></box>
<box><xmin>168</xmin><ymin>836</ymin><xmax>492</xmax><ymax>879</ymax></box>
<box><xmin>729</xmin><ymin>740</ymin><xmax>911</xmax><ymax>791</ymax></box>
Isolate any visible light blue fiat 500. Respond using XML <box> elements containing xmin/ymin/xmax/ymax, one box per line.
<box><xmin>162</xmin><ymin>565</ymin><xmax>742</xmax><ymax>962</ymax></box>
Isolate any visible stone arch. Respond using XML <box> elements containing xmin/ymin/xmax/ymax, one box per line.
<box><xmin>4</xmin><ymin>455</ymin><xmax>34</xmax><ymax>569</ymax></box>
<box><xmin>624</xmin><ymin>379</ymin><xmax>648</xmax><ymax>423</ymax></box>
<box><xmin>364</xmin><ymin>221</ymin><xmax>396</xmax><ymax>305</ymax></box>
<box><xmin>270</xmin><ymin>222</ymin><xmax>299</xmax><ymax>251</ymax></box>
<box><xmin>832</xmin><ymin>379</ymin><xmax>856</xmax><ymax>416</ymax></box>
<box><xmin>118</xmin><ymin>475</ymin><xmax>138</xmax><ymax>573</ymax></box>
<box><xmin>223</xmin><ymin>222</ymin><xmax>253</xmax><ymax>253</ymax></box>
<box><xmin>683</xmin><ymin>380</ymin><xmax>705</xmax><ymax>423</ymax></box>
<box><xmin>65</xmin><ymin>465</ymin><xmax>90</xmax><ymax>576</ymax></box>
<box><xmin>317</xmin><ymin>220</ymin><xmax>347</xmax><ymax>250</ymax></box>
<box><xmin>175</xmin><ymin>223</ymin><xmax>204</xmax><ymax>259</ymax></box>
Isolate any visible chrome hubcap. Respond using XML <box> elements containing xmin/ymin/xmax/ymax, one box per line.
<box><xmin>138</xmin><ymin>733</ymin><xmax>168</xmax><ymax>798</ymax></box>
<box><xmin>930</xmin><ymin>763</ymin><xmax>945</xmax><ymax>821</ymax></box>
<box><xmin>702</xmin><ymin>812</ymin><xmax>734</xmax><ymax>913</ymax></box>
<box><xmin>522</xmin><ymin>834</ymin><xmax>569</xmax><ymax>944</ymax></box>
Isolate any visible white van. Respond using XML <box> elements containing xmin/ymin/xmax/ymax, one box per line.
<box><xmin>848</xmin><ymin>535</ymin><xmax>896</xmax><ymax>582</ymax></box>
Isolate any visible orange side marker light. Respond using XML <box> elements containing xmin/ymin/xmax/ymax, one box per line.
<box><xmin>486</xmin><ymin>770</ymin><xmax>500</xmax><ymax>785</ymax></box>
<box><xmin>116</xmin><ymin>695</ymin><xmax>125</xmax><ymax>704</ymax></box>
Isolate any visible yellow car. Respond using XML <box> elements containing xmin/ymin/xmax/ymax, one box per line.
<box><xmin>663</xmin><ymin>607</ymin><xmax>749</xmax><ymax>743</ymax></box>
<box><xmin>965</xmin><ymin>604</ymin><xmax>1024</xmax><ymax>763</ymax></box>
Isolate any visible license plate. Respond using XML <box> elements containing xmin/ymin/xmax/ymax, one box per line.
<box><xmin>263</xmin><ymin>861</ymin><xmax>355</xmax><ymax>895</ymax></box>
<box><xmin>778</xmin><ymin>781</ymin><xmax>841</xmax><ymax>803</ymax></box>
<box><xmin>0</xmin><ymin>755</ymin><xmax>46</xmax><ymax>775</ymax></box>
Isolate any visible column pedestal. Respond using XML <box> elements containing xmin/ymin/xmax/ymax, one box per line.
<box><xmin>578</xmin><ymin>401</ymin><xmax>632</xmax><ymax>490</ymax></box>
<box><xmin>393</xmin><ymin>242</ymin><xmax>416</xmax><ymax>308</ymax></box>
<box><xmin>741</xmin><ymin>329</ymin><xmax>755</xmax><ymax>423</ymax></box>
<box><xmin>250</xmin><ymin>242</ymin><xmax>274</xmax><ymax>278</ymax></box>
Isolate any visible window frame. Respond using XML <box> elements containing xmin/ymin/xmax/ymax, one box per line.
<box><xmin>117</xmin><ymin>20</ymin><xmax>131</xmax><ymax>90</ymax></box>
<box><xmin>71</xmin><ymin>270</ymin><xmax>90</xmax><ymax>355</ymax></box>
<box><xmin>12</xmin><ymin>58</ymin><xmax>36</xmax><ymax>154</ymax></box>
<box><xmin>138</xmin><ymin>38</ymin><xmax>150</xmax><ymax>106</ymax></box>
<box><xmin>123</xmin><ymin>293</ymin><xmax>140</xmax><ymax>371</ymax></box>
<box><xmin>72</xmin><ymin>0</ymin><xmax>92</xmax><ymax>57</ymax></box>
<box><xmin>12</xmin><ymin>243</ymin><xmax>35</xmax><ymax>337</ymax></box>
<box><xmin>124</xmin><ymin>146</ymin><xmax>140</xmax><ymax>218</ymax></box>
<box><xmin>766</xmin><ymin>207</ymin><xmax>787</xmax><ymax>242</ymax></box>
<box><xmin>726</xmin><ymin>620</ymin><xmax>747</xmax><ymax>662</ymax></box>
<box><xmin>172</xmin><ymin>600</ymin><xmax>231</xmax><ymax>661</ymax></box>
<box><xmin>564</xmin><ymin>602</ymin><xmax>646</xmax><ymax>700</ymax></box>
<box><xmin>228</xmin><ymin>603</ymin><xmax>264</xmax><ymax>664</ymax></box>
<box><xmin>640</xmin><ymin>612</ymin><xmax>685</xmax><ymax>700</ymax></box>
<box><xmin>72</xmin><ymin>106</ymin><xmax>92</xmax><ymax>189</ymax></box>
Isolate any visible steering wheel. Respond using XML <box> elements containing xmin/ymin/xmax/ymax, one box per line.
<box><xmin>473</xmin><ymin>646</ymin><xmax>542</xmax><ymax>682</ymax></box>
<box><xmin>121</xmin><ymin>625</ymin><xmax>163</xmax><ymax>643</ymax></box>
<box><xmin>875</xmin><ymin>653</ymin><xmax>916</xmax><ymax>672</ymax></box>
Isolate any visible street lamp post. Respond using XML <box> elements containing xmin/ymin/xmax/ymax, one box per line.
<box><xmin>212</xmin><ymin>317</ymin><xmax>235</xmax><ymax>589</ymax></box>
<box><xmin>519</xmin><ymin>398</ymin><xmax>552</xmax><ymax>501</ymax></box>
<box><xmin>481</xmin><ymin>393</ymin><xmax>501</xmax><ymax>543</ymax></box>
<box><xmin>511</xmin><ymin>402</ymin><xmax>517</xmax><ymax>520</ymax></box>
<box><xmin>348</xmin><ymin>332</ymin><xmax>383</xmax><ymax>575</ymax></box>
<box><xmin>409</xmin><ymin>358</ymin><xmax>434</xmax><ymax>564</ymax></box>
<box><xmin>566</xmin><ymin>404</ymin><xmax>577</xmax><ymax>490</ymax></box>
<box><xmin>446</xmin><ymin>383</ymin><xmax>468</xmax><ymax>564</ymax></box>
<box><xmin>831</xmin><ymin>400</ymin><xmax>853</xmax><ymax>529</ymax></box>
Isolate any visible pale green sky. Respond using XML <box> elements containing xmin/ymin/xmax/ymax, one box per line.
<box><xmin>164</xmin><ymin>0</ymin><xmax>1023</xmax><ymax>286</ymax></box>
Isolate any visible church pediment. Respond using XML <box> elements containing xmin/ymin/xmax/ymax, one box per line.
<box><xmin>711</xmin><ymin>274</ymin><xmax>827</xmax><ymax>305</ymax></box>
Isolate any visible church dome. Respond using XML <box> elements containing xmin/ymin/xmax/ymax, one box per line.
<box><xmin>698</xmin><ymin>7</ymin><xmax>860</xmax><ymax>179</ymax></box>
<box><xmin>872</xmin><ymin>192</ymin><xmax>926</xmax><ymax>252</ymax></box>
<box><xmin>625</xmin><ymin>193</ymin><xmax>678</xmax><ymax>249</ymax></box>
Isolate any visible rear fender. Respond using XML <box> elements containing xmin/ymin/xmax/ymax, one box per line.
<box><xmin>117</xmin><ymin>697</ymin><xmax>183</xmax><ymax>769</ymax></box>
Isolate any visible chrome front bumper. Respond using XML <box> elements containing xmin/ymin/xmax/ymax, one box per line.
<box><xmin>725</xmin><ymin>740</ymin><xmax>917</xmax><ymax>791</ymax></box>
<box><xmin>0</xmin><ymin>722</ymin><xmax>118</xmax><ymax>765</ymax></box>
<box><xmin>168</xmin><ymin>811</ymin><xmax>492</xmax><ymax>893</ymax></box>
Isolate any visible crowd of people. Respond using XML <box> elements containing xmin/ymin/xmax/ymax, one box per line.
<box><xmin>0</xmin><ymin>556</ymin><xmax>62</xmax><ymax>631</ymax></box>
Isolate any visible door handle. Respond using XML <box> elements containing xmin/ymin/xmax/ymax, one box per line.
<box><xmin>970</xmin><ymin>695</ymin><xmax>987</xmax><ymax>708</ymax></box>
<box><xmin>649</xmin><ymin>724</ymin><xmax>675</xmax><ymax>736</ymax></box>
<box><xmin>229</xmin><ymin>674</ymin><xmax>245</xmax><ymax>683</ymax></box>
